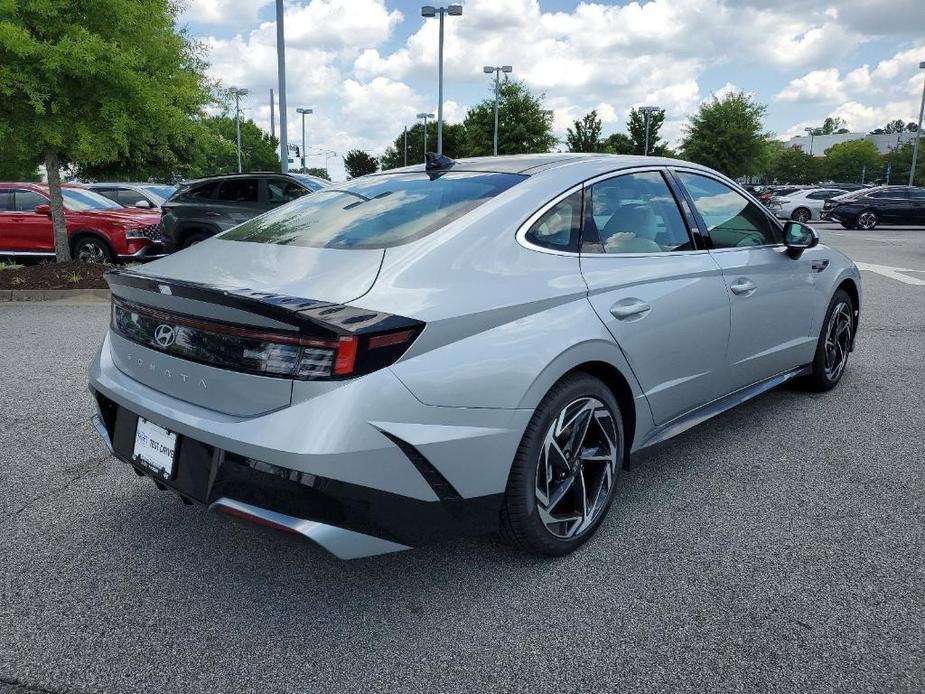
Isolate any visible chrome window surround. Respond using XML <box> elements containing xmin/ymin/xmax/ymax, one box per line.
<box><xmin>516</xmin><ymin>166</ymin><xmax>705</xmax><ymax>258</ymax></box>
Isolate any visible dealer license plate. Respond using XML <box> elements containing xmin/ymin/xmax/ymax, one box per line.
<box><xmin>133</xmin><ymin>417</ymin><xmax>177</xmax><ymax>477</ymax></box>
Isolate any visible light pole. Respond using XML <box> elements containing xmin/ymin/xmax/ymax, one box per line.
<box><xmin>417</xmin><ymin>112</ymin><xmax>434</xmax><ymax>160</ymax></box>
<box><xmin>804</xmin><ymin>127</ymin><xmax>816</xmax><ymax>156</ymax></box>
<box><xmin>421</xmin><ymin>4</ymin><xmax>462</xmax><ymax>155</ymax></box>
<box><xmin>639</xmin><ymin>106</ymin><xmax>659</xmax><ymax>156</ymax></box>
<box><xmin>230</xmin><ymin>87</ymin><xmax>249</xmax><ymax>173</ymax></box>
<box><xmin>324</xmin><ymin>151</ymin><xmax>339</xmax><ymax>179</ymax></box>
<box><xmin>275</xmin><ymin>0</ymin><xmax>288</xmax><ymax>173</ymax></box>
<box><xmin>296</xmin><ymin>107</ymin><xmax>312</xmax><ymax>172</ymax></box>
<box><xmin>909</xmin><ymin>60</ymin><xmax>925</xmax><ymax>186</ymax></box>
<box><xmin>403</xmin><ymin>125</ymin><xmax>408</xmax><ymax>166</ymax></box>
<box><xmin>483</xmin><ymin>65</ymin><xmax>512</xmax><ymax>156</ymax></box>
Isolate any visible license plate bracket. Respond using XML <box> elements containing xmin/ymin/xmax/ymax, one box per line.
<box><xmin>132</xmin><ymin>416</ymin><xmax>178</xmax><ymax>478</ymax></box>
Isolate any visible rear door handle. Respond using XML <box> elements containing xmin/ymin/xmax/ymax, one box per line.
<box><xmin>610</xmin><ymin>299</ymin><xmax>651</xmax><ymax>320</ymax></box>
<box><xmin>729</xmin><ymin>278</ymin><xmax>757</xmax><ymax>295</ymax></box>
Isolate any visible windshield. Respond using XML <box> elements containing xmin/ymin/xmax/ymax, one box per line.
<box><xmin>221</xmin><ymin>171</ymin><xmax>525</xmax><ymax>249</ymax></box>
<box><xmin>140</xmin><ymin>185</ymin><xmax>176</xmax><ymax>202</ymax></box>
<box><xmin>62</xmin><ymin>188</ymin><xmax>124</xmax><ymax>211</ymax></box>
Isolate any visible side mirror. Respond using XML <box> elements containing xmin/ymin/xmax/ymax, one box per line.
<box><xmin>133</xmin><ymin>199</ymin><xmax>152</xmax><ymax>208</ymax></box>
<box><xmin>34</xmin><ymin>204</ymin><xmax>51</xmax><ymax>216</ymax></box>
<box><xmin>783</xmin><ymin>220</ymin><xmax>819</xmax><ymax>257</ymax></box>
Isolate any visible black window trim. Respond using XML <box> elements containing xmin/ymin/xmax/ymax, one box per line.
<box><xmin>668</xmin><ymin>166</ymin><xmax>786</xmax><ymax>251</ymax></box>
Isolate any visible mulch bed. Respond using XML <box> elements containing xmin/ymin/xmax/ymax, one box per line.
<box><xmin>0</xmin><ymin>260</ymin><xmax>111</xmax><ymax>290</ymax></box>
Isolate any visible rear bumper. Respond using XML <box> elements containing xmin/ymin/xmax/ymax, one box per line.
<box><xmin>87</xmin><ymin>333</ymin><xmax>531</xmax><ymax>557</ymax></box>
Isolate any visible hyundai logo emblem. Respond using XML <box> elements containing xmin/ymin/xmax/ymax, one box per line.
<box><xmin>154</xmin><ymin>324</ymin><xmax>176</xmax><ymax>348</ymax></box>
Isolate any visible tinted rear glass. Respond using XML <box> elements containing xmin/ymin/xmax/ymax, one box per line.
<box><xmin>221</xmin><ymin>171</ymin><xmax>525</xmax><ymax>249</ymax></box>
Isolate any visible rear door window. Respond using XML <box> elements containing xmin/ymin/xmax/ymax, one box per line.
<box><xmin>217</xmin><ymin>179</ymin><xmax>259</xmax><ymax>203</ymax></box>
<box><xmin>184</xmin><ymin>181</ymin><xmax>218</xmax><ymax>200</ymax></box>
<box><xmin>0</xmin><ymin>189</ymin><xmax>13</xmax><ymax>211</ymax></box>
<box><xmin>584</xmin><ymin>172</ymin><xmax>693</xmax><ymax>254</ymax></box>
<box><xmin>13</xmin><ymin>190</ymin><xmax>46</xmax><ymax>211</ymax></box>
<box><xmin>266</xmin><ymin>179</ymin><xmax>308</xmax><ymax>204</ymax></box>
<box><xmin>221</xmin><ymin>171</ymin><xmax>525</xmax><ymax>249</ymax></box>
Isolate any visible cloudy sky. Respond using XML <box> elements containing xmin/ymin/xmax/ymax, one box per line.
<box><xmin>179</xmin><ymin>0</ymin><xmax>925</xmax><ymax>180</ymax></box>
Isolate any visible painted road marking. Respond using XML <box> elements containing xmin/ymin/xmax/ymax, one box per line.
<box><xmin>855</xmin><ymin>262</ymin><xmax>925</xmax><ymax>286</ymax></box>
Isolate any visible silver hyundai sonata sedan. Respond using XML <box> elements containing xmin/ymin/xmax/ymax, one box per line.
<box><xmin>88</xmin><ymin>154</ymin><xmax>861</xmax><ymax>559</ymax></box>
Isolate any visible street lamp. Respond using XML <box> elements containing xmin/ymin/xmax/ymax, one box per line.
<box><xmin>296</xmin><ymin>107</ymin><xmax>313</xmax><ymax>171</ymax></box>
<box><xmin>639</xmin><ymin>106</ymin><xmax>660</xmax><ymax>156</ymax></box>
<box><xmin>483</xmin><ymin>65</ymin><xmax>512</xmax><ymax>156</ymax></box>
<box><xmin>229</xmin><ymin>87</ymin><xmax>249</xmax><ymax>173</ymax></box>
<box><xmin>909</xmin><ymin>60</ymin><xmax>925</xmax><ymax>186</ymax></box>
<box><xmin>417</xmin><ymin>112</ymin><xmax>434</xmax><ymax>160</ymax></box>
<box><xmin>421</xmin><ymin>4</ymin><xmax>462</xmax><ymax>155</ymax></box>
<box><xmin>804</xmin><ymin>127</ymin><xmax>816</xmax><ymax>156</ymax></box>
<box><xmin>275</xmin><ymin>0</ymin><xmax>288</xmax><ymax>173</ymax></box>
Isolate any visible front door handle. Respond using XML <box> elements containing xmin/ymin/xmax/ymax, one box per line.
<box><xmin>811</xmin><ymin>259</ymin><xmax>829</xmax><ymax>272</ymax></box>
<box><xmin>610</xmin><ymin>299</ymin><xmax>651</xmax><ymax>320</ymax></box>
<box><xmin>729</xmin><ymin>278</ymin><xmax>757</xmax><ymax>295</ymax></box>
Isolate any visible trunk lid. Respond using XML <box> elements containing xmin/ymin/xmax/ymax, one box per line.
<box><xmin>105</xmin><ymin>238</ymin><xmax>385</xmax><ymax>416</ymax></box>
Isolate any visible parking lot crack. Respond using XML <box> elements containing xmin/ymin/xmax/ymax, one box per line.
<box><xmin>0</xmin><ymin>675</ymin><xmax>92</xmax><ymax>694</ymax></box>
<box><xmin>0</xmin><ymin>456</ymin><xmax>108</xmax><ymax>529</ymax></box>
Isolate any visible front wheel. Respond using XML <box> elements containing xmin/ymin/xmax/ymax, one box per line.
<box><xmin>856</xmin><ymin>210</ymin><xmax>878</xmax><ymax>230</ymax></box>
<box><xmin>73</xmin><ymin>236</ymin><xmax>113</xmax><ymax>263</ymax></box>
<box><xmin>806</xmin><ymin>289</ymin><xmax>854</xmax><ymax>391</ymax></box>
<box><xmin>791</xmin><ymin>207</ymin><xmax>811</xmax><ymax>223</ymax></box>
<box><xmin>500</xmin><ymin>373</ymin><xmax>624</xmax><ymax>556</ymax></box>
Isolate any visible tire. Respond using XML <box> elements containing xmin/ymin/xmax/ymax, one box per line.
<box><xmin>805</xmin><ymin>289</ymin><xmax>854</xmax><ymax>392</ymax></box>
<box><xmin>72</xmin><ymin>236</ymin><xmax>113</xmax><ymax>264</ymax></box>
<box><xmin>791</xmin><ymin>207</ymin><xmax>811</xmax><ymax>223</ymax></box>
<box><xmin>500</xmin><ymin>373</ymin><xmax>624</xmax><ymax>556</ymax></box>
<box><xmin>182</xmin><ymin>232</ymin><xmax>211</xmax><ymax>248</ymax></box>
<box><xmin>856</xmin><ymin>209</ymin><xmax>878</xmax><ymax>230</ymax></box>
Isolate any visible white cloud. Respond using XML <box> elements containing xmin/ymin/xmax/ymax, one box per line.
<box><xmin>179</xmin><ymin>0</ymin><xmax>269</xmax><ymax>30</ymax></box>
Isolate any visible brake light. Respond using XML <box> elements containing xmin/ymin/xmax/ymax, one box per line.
<box><xmin>110</xmin><ymin>297</ymin><xmax>421</xmax><ymax>381</ymax></box>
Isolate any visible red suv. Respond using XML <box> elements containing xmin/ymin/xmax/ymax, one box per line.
<box><xmin>0</xmin><ymin>183</ymin><xmax>164</xmax><ymax>262</ymax></box>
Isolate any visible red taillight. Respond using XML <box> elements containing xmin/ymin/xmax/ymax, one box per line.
<box><xmin>334</xmin><ymin>336</ymin><xmax>359</xmax><ymax>375</ymax></box>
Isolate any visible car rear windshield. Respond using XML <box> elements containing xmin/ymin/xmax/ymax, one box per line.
<box><xmin>220</xmin><ymin>171</ymin><xmax>525</xmax><ymax>249</ymax></box>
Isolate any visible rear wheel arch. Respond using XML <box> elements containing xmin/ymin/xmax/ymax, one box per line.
<box><xmin>571</xmin><ymin>361</ymin><xmax>636</xmax><ymax>461</ymax></box>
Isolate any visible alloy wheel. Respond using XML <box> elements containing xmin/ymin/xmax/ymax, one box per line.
<box><xmin>793</xmin><ymin>208</ymin><xmax>810</xmax><ymax>223</ymax></box>
<box><xmin>534</xmin><ymin>396</ymin><xmax>619</xmax><ymax>539</ymax></box>
<box><xmin>77</xmin><ymin>241</ymin><xmax>107</xmax><ymax>263</ymax></box>
<box><xmin>857</xmin><ymin>211</ymin><xmax>878</xmax><ymax>230</ymax></box>
<box><xmin>824</xmin><ymin>302</ymin><xmax>852</xmax><ymax>381</ymax></box>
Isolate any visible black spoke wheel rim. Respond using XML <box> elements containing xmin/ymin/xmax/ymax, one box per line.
<box><xmin>534</xmin><ymin>396</ymin><xmax>619</xmax><ymax>539</ymax></box>
<box><xmin>824</xmin><ymin>301</ymin><xmax>852</xmax><ymax>381</ymax></box>
<box><xmin>78</xmin><ymin>242</ymin><xmax>106</xmax><ymax>263</ymax></box>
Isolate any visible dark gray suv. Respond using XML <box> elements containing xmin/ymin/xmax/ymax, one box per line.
<box><xmin>160</xmin><ymin>173</ymin><xmax>329</xmax><ymax>251</ymax></box>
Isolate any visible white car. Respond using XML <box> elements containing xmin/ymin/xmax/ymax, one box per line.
<box><xmin>767</xmin><ymin>187</ymin><xmax>849</xmax><ymax>222</ymax></box>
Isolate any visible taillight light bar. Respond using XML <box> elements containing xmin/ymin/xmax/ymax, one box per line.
<box><xmin>110</xmin><ymin>298</ymin><xmax>421</xmax><ymax>381</ymax></box>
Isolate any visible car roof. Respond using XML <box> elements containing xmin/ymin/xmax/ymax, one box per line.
<box><xmin>179</xmin><ymin>172</ymin><xmax>300</xmax><ymax>187</ymax></box>
<box><xmin>375</xmin><ymin>153</ymin><xmax>709</xmax><ymax>176</ymax></box>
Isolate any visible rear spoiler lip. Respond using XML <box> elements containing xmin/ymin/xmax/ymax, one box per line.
<box><xmin>104</xmin><ymin>269</ymin><xmax>421</xmax><ymax>337</ymax></box>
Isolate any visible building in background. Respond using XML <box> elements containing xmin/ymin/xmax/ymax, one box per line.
<box><xmin>787</xmin><ymin>131</ymin><xmax>917</xmax><ymax>156</ymax></box>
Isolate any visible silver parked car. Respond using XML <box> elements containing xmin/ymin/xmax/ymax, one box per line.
<box><xmin>766</xmin><ymin>186</ymin><xmax>850</xmax><ymax>222</ymax></box>
<box><xmin>88</xmin><ymin>154</ymin><xmax>861</xmax><ymax>559</ymax></box>
<box><xmin>84</xmin><ymin>182</ymin><xmax>178</xmax><ymax>210</ymax></box>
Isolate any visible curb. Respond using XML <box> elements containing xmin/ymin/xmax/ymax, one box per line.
<box><xmin>0</xmin><ymin>289</ymin><xmax>111</xmax><ymax>303</ymax></box>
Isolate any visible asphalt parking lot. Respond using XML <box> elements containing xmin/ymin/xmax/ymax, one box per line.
<box><xmin>1</xmin><ymin>222</ymin><xmax>923</xmax><ymax>694</ymax></box>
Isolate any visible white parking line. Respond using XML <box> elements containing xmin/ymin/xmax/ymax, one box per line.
<box><xmin>855</xmin><ymin>262</ymin><xmax>925</xmax><ymax>286</ymax></box>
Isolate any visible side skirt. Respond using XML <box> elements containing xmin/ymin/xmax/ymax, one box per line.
<box><xmin>636</xmin><ymin>365</ymin><xmax>811</xmax><ymax>451</ymax></box>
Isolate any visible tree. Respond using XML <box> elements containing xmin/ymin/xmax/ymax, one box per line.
<box><xmin>601</xmin><ymin>133</ymin><xmax>634</xmax><ymax>154</ymax></box>
<box><xmin>463</xmin><ymin>80</ymin><xmax>557</xmax><ymax>156</ymax></box>
<box><xmin>0</xmin><ymin>0</ymin><xmax>211</xmax><ymax>260</ymax></box>
<box><xmin>379</xmin><ymin>122</ymin><xmax>467</xmax><ymax>170</ymax></box>
<box><xmin>821</xmin><ymin>140</ymin><xmax>882</xmax><ymax>183</ymax></box>
<box><xmin>883</xmin><ymin>142</ymin><xmax>925</xmax><ymax>186</ymax></box>
<box><xmin>772</xmin><ymin>147</ymin><xmax>821</xmax><ymax>184</ymax></box>
<box><xmin>77</xmin><ymin>115</ymin><xmax>279</xmax><ymax>182</ymax></box>
<box><xmin>680</xmin><ymin>92</ymin><xmax>768</xmax><ymax>179</ymax></box>
<box><xmin>627</xmin><ymin>107</ymin><xmax>668</xmax><ymax>155</ymax></box>
<box><xmin>565</xmin><ymin>110</ymin><xmax>604</xmax><ymax>152</ymax></box>
<box><xmin>301</xmin><ymin>167</ymin><xmax>331</xmax><ymax>181</ymax></box>
<box><xmin>343</xmin><ymin>149</ymin><xmax>379</xmax><ymax>178</ymax></box>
